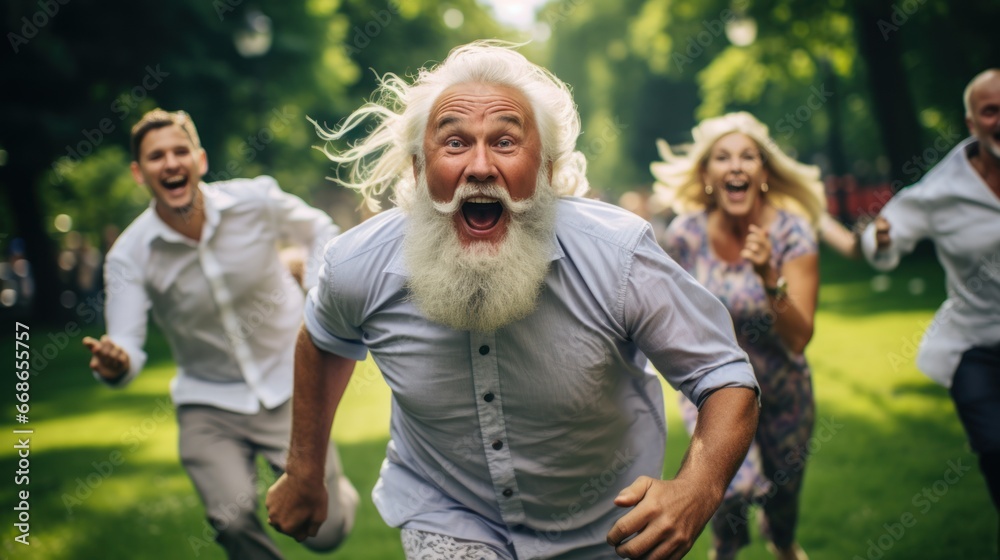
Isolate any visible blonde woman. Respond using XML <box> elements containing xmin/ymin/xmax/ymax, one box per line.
<box><xmin>652</xmin><ymin>112</ymin><xmax>824</xmax><ymax>560</ymax></box>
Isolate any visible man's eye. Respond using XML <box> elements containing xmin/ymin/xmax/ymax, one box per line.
<box><xmin>497</xmin><ymin>139</ymin><xmax>514</xmax><ymax>148</ymax></box>
<box><xmin>447</xmin><ymin>140</ymin><xmax>463</xmax><ymax>148</ymax></box>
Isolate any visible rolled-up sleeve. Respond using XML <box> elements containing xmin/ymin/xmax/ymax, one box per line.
<box><xmin>624</xmin><ymin>227</ymin><xmax>758</xmax><ymax>407</ymax></box>
<box><xmin>303</xmin><ymin>248</ymin><xmax>369</xmax><ymax>361</ymax></box>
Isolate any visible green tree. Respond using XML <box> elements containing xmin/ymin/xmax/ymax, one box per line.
<box><xmin>0</xmin><ymin>0</ymin><xmax>499</xmax><ymax>321</ymax></box>
<box><xmin>542</xmin><ymin>0</ymin><xmax>1000</xmax><ymax>202</ymax></box>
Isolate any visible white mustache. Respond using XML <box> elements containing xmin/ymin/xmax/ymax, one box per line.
<box><xmin>431</xmin><ymin>183</ymin><xmax>535</xmax><ymax>216</ymax></box>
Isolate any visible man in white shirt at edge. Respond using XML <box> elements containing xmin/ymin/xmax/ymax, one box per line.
<box><xmin>82</xmin><ymin>109</ymin><xmax>358</xmax><ymax>560</ymax></box>
<box><xmin>863</xmin><ymin>69</ymin><xmax>1000</xmax><ymax>528</ymax></box>
<box><xmin>266</xmin><ymin>42</ymin><xmax>760</xmax><ymax>560</ymax></box>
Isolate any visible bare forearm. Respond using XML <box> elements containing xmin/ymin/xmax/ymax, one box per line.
<box><xmin>763</xmin><ymin>254</ymin><xmax>818</xmax><ymax>355</ymax></box>
<box><xmin>286</xmin><ymin>325</ymin><xmax>356</xmax><ymax>481</ymax></box>
<box><xmin>819</xmin><ymin>214</ymin><xmax>861</xmax><ymax>260</ymax></box>
<box><xmin>768</xmin><ymin>296</ymin><xmax>813</xmax><ymax>354</ymax></box>
<box><xmin>676</xmin><ymin>387</ymin><xmax>758</xmax><ymax>499</ymax></box>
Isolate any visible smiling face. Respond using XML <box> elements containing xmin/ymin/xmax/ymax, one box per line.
<box><xmin>130</xmin><ymin>124</ymin><xmax>207</xmax><ymax>217</ymax></box>
<box><xmin>421</xmin><ymin>82</ymin><xmax>544</xmax><ymax>247</ymax></box>
<box><xmin>966</xmin><ymin>72</ymin><xmax>1000</xmax><ymax>161</ymax></box>
<box><xmin>701</xmin><ymin>132</ymin><xmax>769</xmax><ymax>218</ymax></box>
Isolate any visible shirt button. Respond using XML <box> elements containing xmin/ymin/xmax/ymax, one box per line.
<box><xmin>479</xmin><ymin>345</ymin><xmax>490</xmax><ymax>355</ymax></box>
<box><xmin>502</xmin><ymin>488</ymin><xmax>513</xmax><ymax>497</ymax></box>
<box><xmin>483</xmin><ymin>392</ymin><xmax>495</xmax><ymax>402</ymax></box>
<box><xmin>492</xmin><ymin>439</ymin><xmax>503</xmax><ymax>450</ymax></box>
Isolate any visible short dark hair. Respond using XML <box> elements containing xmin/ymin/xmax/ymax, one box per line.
<box><xmin>130</xmin><ymin>109</ymin><xmax>201</xmax><ymax>161</ymax></box>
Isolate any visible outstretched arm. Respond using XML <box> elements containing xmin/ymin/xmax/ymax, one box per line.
<box><xmin>818</xmin><ymin>213</ymin><xmax>861</xmax><ymax>260</ymax></box>
<box><xmin>85</xmin><ymin>253</ymin><xmax>147</xmax><ymax>386</ymax></box>
<box><xmin>607</xmin><ymin>387</ymin><xmax>758</xmax><ymax>559</ymax></box>
<box><xmin>82</xmin><ymin>335</ymin><xmax>131</xmax><ymax>382</ymax></box>
<box><xmin>266</xmin><ymin>325</ymin><xmax>357</xmax><ymax>542</ymax></box>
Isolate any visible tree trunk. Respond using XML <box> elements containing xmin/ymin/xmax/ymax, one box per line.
<box><xmin>851</xmin><ymin>0</ymin><xmax>925</xmax><ymax>190</ymax></box>
<box><xmin>0</xmin><ymin>160</ymin><xmax>71</xmax><ymax>325</ymax></box>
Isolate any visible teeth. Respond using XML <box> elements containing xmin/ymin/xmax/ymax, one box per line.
<box><xmin>466</xmin><ymin>196</ymin><xmax>498</xmax><ymax>204</ymax></box>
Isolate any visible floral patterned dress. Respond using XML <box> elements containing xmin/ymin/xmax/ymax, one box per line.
<box><xmin>664</xmin><ymin>208</ymin><xmax>817</xmax><ymax>556</ymax></box>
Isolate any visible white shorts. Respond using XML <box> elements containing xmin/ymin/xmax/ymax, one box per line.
<box><xmin>401</xmin><ymin>528</ymin><xmax>513</xmax><ymax>560</ymax></box>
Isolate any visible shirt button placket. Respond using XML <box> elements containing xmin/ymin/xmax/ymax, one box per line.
<box><xmin>471</xmin><ymin>335</ymin><xmax>523</xmax><ymax>523</ymax></box>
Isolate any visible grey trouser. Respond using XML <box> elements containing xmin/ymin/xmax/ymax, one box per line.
<box><xmin>178</xmin><ymin>401</ymin><xmax>358</xmax><ymax>560</ymax></box>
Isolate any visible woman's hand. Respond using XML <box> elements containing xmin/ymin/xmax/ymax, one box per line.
<box><xmin>741</xmin><ymin>224</ymin><xmax>776</xmax><ymax>286</ymax></box>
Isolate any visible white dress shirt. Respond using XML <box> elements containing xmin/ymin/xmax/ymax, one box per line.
<box><xmin>100</xmin><ymin>176</ymin><xmax>339</xmax><ymax>413</ymax></box>
<box><xmin>305</xmin><ymin>197</ymin><xmax>757</xmax><ymax>559</ymax></box>
<box><xmin>862</xmin><ymin>138</ymin><xmax>1000</xmax><ymax>386</ymax></box>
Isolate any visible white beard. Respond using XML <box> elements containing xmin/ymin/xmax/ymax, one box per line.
<box><xmin>987</xmin><ymin>136</ymin><xmax>1000</xmax><ymax>161</ymax></box>
<box><xmin>401</xmin><ymin>169</ymin><xmax>558</xmax><ymax>332</ymax></box>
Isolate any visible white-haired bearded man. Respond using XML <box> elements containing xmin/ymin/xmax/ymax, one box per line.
<box><xmin>266</xmin><ymin>42</ymin><xmax>760</xmax><ymax>560</ymax></box>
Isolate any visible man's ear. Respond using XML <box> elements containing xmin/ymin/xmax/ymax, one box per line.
<box><xmin>412</xmin><ymin>155</ymin><xmax>419</xmax><ymax>183</ymax></box>
<box><xmin>547</xmin><ymin>160</ymin><xmax>554</xmax><ymax>184</ymax></box>
<box><xmin>966</xmin><ymin>115</ymin><xmax>975</xmax><ymax>137</ymax></box>
<box><xmin>197</xmin><ymin>148</ymin><xmax>208</xmax><ymax>177</ymax></box>
<box><xmin>130</xmin><ymin>161</ymin><xmax>145</xmax><ymax>185</ymax></box>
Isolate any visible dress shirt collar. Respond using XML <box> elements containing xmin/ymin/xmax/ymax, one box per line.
<box><xmin>961</xmin><ymin>139</ymin><xmax>1000</xmax><ymax>205</ymax></box>
<box><xmin>143</xmin><ymin>182</ymin><xmax>237</xmax><ymax>247</ymax></box>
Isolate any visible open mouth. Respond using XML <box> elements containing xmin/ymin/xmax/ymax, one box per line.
<box><xmin>461</xmin><ymin>197</ymin><xmax>504</xmax><ymax>232</ymax></box>
<box><xmin>162</xmin><ymin>176</ymin><xmax>188</xmax><ymax>191</ymax></box>
<box><xmin>724</xmin><ymin>178</ymin><xmax>749</xmax><ymax>194</ymax></box>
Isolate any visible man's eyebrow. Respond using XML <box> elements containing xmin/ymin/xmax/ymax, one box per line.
<box><xmin>495</xmin><ymin>114</ymin><xmax>523</xmax><ymax>129</ymax></box>
<box><xmin>435</xmin><ymin>115</ymin><xmax>461</xmax><ymax>131</ymax></box>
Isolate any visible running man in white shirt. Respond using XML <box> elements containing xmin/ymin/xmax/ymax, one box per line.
<box><xmin>863</xmin><ymin>69</ymin><xmax>1000</xmax><ymax>529</ymax></box>
<box><xmin>82</xmin><ymin>109</ymin><xmax>358</xmax><ymax>560</ymax></box>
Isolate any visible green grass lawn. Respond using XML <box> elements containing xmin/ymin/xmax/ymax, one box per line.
<box><xmin>0</xmin><ymin>244</ymin><xmax>995</xmax><ymax>559</ymax></box>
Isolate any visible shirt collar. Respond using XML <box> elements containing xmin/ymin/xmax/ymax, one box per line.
<box><xmin>145</xmin><ymin>182</ymin><xmax>232</xmax><ymax>246</ymax></box>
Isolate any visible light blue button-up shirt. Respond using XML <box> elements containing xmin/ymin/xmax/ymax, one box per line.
<box><xmin>306</xmin><ymin>197</ymin><xmax>757</xmax><ymax>558</ymax></box>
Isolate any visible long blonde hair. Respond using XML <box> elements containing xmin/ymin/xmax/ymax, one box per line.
<box><xmin>650</xmin><ymin>112</ymin><xmax>826</xmax><ymax>225</ymax></box>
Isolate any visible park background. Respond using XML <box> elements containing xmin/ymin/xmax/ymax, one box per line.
<box><xmin>0</xmin><ymin>0</ymin><xmax>998</xmax><ymax>558</ymax></box>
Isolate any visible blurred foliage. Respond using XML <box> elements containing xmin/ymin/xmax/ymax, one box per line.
<box><xmin>2</xmin><ymin>0</ymin><xmax>1000</xmax><ymax>318</ymax></box>
<box><xmin>3</xmin><ymin>0</ymin><xmax>501</xmax><ymax>233</ymax></box>
<box><xmin>0</xmin><ymin>0</ymin><xmax>501</xmax><ymax>318</ymax></box>
<box><xmin>542</xmin><ymin>0</ymin><xmax>1000</xmax><ymax>196</ymax></box>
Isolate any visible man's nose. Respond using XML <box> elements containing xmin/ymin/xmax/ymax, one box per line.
<box><xmin>465</xmin><ymin>143</ymin><xmax>497</xmax><ymax>183</ymax></box>
<box><xmin>164</xmin><ymin>153</ymin><xmax>181</xmax><ymax>170</ymax></box>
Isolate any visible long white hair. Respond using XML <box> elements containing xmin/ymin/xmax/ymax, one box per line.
<box><xmin>650</xmin><ymin>112</ymin><xmax>827</xmax><ymax>225</ymax></box>
<box><xmin>315</xmin><ymin>40</ymin><xmax>590</xmax><ymax>210</ymax></box>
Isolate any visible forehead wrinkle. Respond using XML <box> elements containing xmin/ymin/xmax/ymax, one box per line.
<box><xmin>430</xmin><ymin>87</ymin><xmax>535</xmax><ymax>132</ymax></box>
